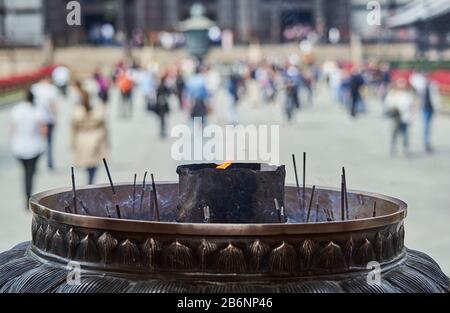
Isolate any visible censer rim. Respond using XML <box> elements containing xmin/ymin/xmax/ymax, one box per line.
<box><xmin>29</xmin><ymin>182</ymin><xmax>407</xmax><ymax>236</ymax></box>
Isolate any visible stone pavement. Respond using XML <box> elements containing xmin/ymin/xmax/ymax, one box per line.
<box><xmin>0</xmin><ymin>84</ymin><xmax>449</xmax><ymax>275</ymax></box>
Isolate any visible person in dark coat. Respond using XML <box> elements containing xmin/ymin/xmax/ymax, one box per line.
<box><xmin>349</xmin><ymin>68</ymin><xmax>365</xmax><ymax>117</ymax></box>
<box><xmin>154</xmin><ymin>75</ymin><xmax>171</xmax><ymax>139</ymax></box>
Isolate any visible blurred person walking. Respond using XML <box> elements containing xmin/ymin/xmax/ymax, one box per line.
<box><xmin>282</xmin><ymin>64</ymin><xmax>301</xmax><ymax>121</ymax></box>
<box><xmin>349</xmin><ymin>68</ymin><xmax>365</xmax><ymax>118</ymax></box>
<box><xmin>117</xmin><ymin>69</ymin><xmax>134</xmax><ymax>119</ymax></box>
<box><xmin>255</xmin><ymin>63</ymin><xmax>276</xmax><ymax>103</ymax></box>
<box><xmin>154</xmin><ymin>75</ymin><xmax>171</xmax><ymax>139</ymax></box>
<box><xmin>186</xmin><ymin>67</ymin><xmax>210</xmax><ymax>125</ymax></box>
<box><xmin>10</xmin><ymin>89</ymin><xmax>47</xmax><ymax>205</ymax></box>
<box><xmin>175</xmin><ymin>68</ymin><xmax>186</xmax><ymax>109</ymax></box>
<box><xmin>71</xmin><ymin>81</ymin><xmax>108</xmax><ymax>185</ymax></box>
<box><xmin>385</xmin><ymin>79</ymin><xmax>416</xmax><ymax>156</ymax></box>
<box><xmin>285</xmin><ymin>65</ymin><xmax>301</xmax><ymax>102</ymax></box>
<box><xmin>32</xmin><ymin>76</ymin><xmax>60</xmax><ymax>170</ymax></box>
<box><xmin>421</xmin><ymin>77</ymin><xmax>441</xmax><ymax>153</ymax></box>
<box><xmin>142</xmin><ymin>66</ymin><xmax>158</xmax><ymax>112</ymax></box>
<box><xmin>410</xmin><ymin>73</ymin><xmax>442</xmax><ymax>154</ymax></box>
<box><xmin>378</xmin><ymin>62</ymin><xmax>391</xmax><ymax>101</ymax></box>
<box><xmin>302</xmin><ymin>68</ymin><xmax>314</xmax><ymax>106</ymax></box>
<box><xmin>328</xmin><ymin>65</ymin><xmax>343</xmax><ymax>104</ymax></box>
<box><xmin>285</xmin><ymin>80</ymin><xmax>299</xmax><ymax>122</ymax></box>
<box><xmin>226</xmin><ymin>72</ymin><xmax>242</xmax><ymax>125</ymax></box>
<box><xmin>94</xmin><ymin>68</ymin><xmax>110</xmax><ymax>104</ymax></box>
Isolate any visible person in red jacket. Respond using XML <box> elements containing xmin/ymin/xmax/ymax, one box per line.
<box><xmin>116</xmin><ymin>69</ymin><xmax>134</xmax><ymax>119</ymax></box>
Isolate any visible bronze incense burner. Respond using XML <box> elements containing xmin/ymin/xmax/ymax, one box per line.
<box><xmin>0</xmin><ymin>162</ymin><xmax>448</xmax><ymax>293</ymax></box>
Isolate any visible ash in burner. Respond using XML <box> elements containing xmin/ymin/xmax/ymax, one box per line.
<box><xmin>176</xmin><ymin>163</ymin><xmax>286</xmax><ymax>223</ymax></box>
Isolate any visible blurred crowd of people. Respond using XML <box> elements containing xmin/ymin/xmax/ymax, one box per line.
<box><xmin>106</xmin><ymin>56</ymin><xmax>322</xmax><ymax>131</ymax></box>
<box><xmin>8</xmin><ymin>55</ymin><xmax>444</xmax><ymax>206</ymax></box>
<box><xmin>322</xmin><ymin>60</ymin><xmax>442</xmax><ymax>156</ymax></box>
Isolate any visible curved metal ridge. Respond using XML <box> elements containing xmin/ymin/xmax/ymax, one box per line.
<box><xmin>0</xmin><ymin>244</ymin><xmax>447</xmax><ymax>293</ymax></box>
<box><xmin>27</xmin><ymin>245</ymin><xmax>407</xmax><ymax>280</ymax></box>
<box><xmin>28</xmin><ymin>225</ymin><xmax>408</xmax><ymax>277</ymax></box>
<box><xmin>29</xmin><ymin>183</ymin><xmax>407</xmax><ymax>236</ymax></box>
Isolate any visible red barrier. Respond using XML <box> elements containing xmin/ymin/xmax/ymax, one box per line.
<box><xmin>0</xmin><ymin>65</ymin><xmax>57</xmax><ymax>95</ymax></box>
<box><xmin>391</xmin><ymin>69</ymin><xmax>450</xmax><ymax>94</ymax></box>
<box><xmin>429</xmin><ymin>70</ymin><xmax>450</xmax><ymax>94</ymax></box>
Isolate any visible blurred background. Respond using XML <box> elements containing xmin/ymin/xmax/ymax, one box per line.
<box><xmin>0</xmin><ymin>0</ymin><xmax>450</xmax><ymax>274</ymax></box>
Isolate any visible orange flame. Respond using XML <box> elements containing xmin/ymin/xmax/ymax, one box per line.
<box><xmin>216</xmin><ymin>162</ymin><xmax>232</xmax><ymax>170</ymax></box>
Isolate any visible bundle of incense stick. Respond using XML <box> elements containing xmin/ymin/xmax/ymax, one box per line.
<box><xmin>71</xmin><ymin>167</ymin><xmax>78</xmax><ymax>214</ymax></box>
<box><xmin>68</xmin><ymin>159</ymin><xmax>162</xmax><ymax>222</ymax></box>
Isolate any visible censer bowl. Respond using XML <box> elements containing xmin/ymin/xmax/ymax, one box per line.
<box><xmin>0</xmin><ymin>183</ymin><xmax>448</xmax><ymax>293</ymax></box>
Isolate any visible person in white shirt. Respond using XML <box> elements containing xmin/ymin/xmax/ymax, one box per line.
<box><xmin>10</xmin><ymin>89</ymin><xmax>48</xmax><ymax>204</ymax></box>
<box><xmin>32</xmin><ymin>77</ymin><xmax>60</xmax><ymax>170</ymax></box>
<box><xmin>385</xmin><ymin>78</ymin><xmax>417</xmax><ymax>156</ymax></box>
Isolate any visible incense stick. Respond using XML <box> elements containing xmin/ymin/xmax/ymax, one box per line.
<box><xmin>105</xmin><ymin>205</ymin><xmax>112</xmax><ymax>218</ymax></box>
<box><xmin>151</xmin><ymin>174</ymin><xmax>160</xmax><ymax>221</ymax></box>
<box><xmin>306</xmin><ymin>185</ymin><xmax>316</xmax><ymax>223</ymax></box>
<box><xmin>315</xmin><ymin>200</ymin><xmax>319</xmax><ymax>223</ymax></box>
<box><xmin>71</xmin><ymin>167</ymin><xmax>78</xmax><ymax>214</ymax></box>
<box><xmin>330</xmin><ymin>208</ymin><xmax>335</xmax><ymax>221</ymax></box>
<box><xmin>292</xmin><ymin>154</ymin><xmax>302</xmax><ymax>213</ymax></box>
<box><xmin>323</xmin><ymin>208</ymin><xmax>332</xmax><ymax>222</ymax></box>
<box><xmin>148</xmin><ymin>183</ymin><xmax>154</xmax><ymax>221</ymax></box>
<box><xmin>342</xmin><ymin>167</ymin><xmax>349</xmax><ymax>220</ymax></box>
<box><xmin>132</xmin><ymin>173</ymin><xmax>137</xmax><ymax>212</ymax></box>
<box><xmin>102</xmin><ymin>158</ymin><xmax>121</xmax><ymax>219</ymax></box>
<box><xmin>302</xmin><ymin>152</ymin><xmax>306</xmax><ymax>214</ymax></box>
<box><xmin>341</xmin><ymin>174</ymin><xmax>345</xmax><ymax>221</ymax></box>
<box><xmin>79</xmin><ymin>200</ymin><xmax>90</xmax><ymax>215</ymax></box>
<box><xmin>139</xmin><ymin>172</ymin><xmax>148</xmax><ymax>212</ymax></box>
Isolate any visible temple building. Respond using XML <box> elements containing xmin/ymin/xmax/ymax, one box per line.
<box><xmin>388</xmin><ymin>0</ymin><xmax>450</xmax><ymax>53</ymax></box>
<box><xmin>42</xmin><ymin>0</ymin><xmax>352</xmax><ymax>46</ymax></box>
<box><xmin>1</xmin><ymin>0</ymin><xmax>428</xmax><ymax>47</ymax></box>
